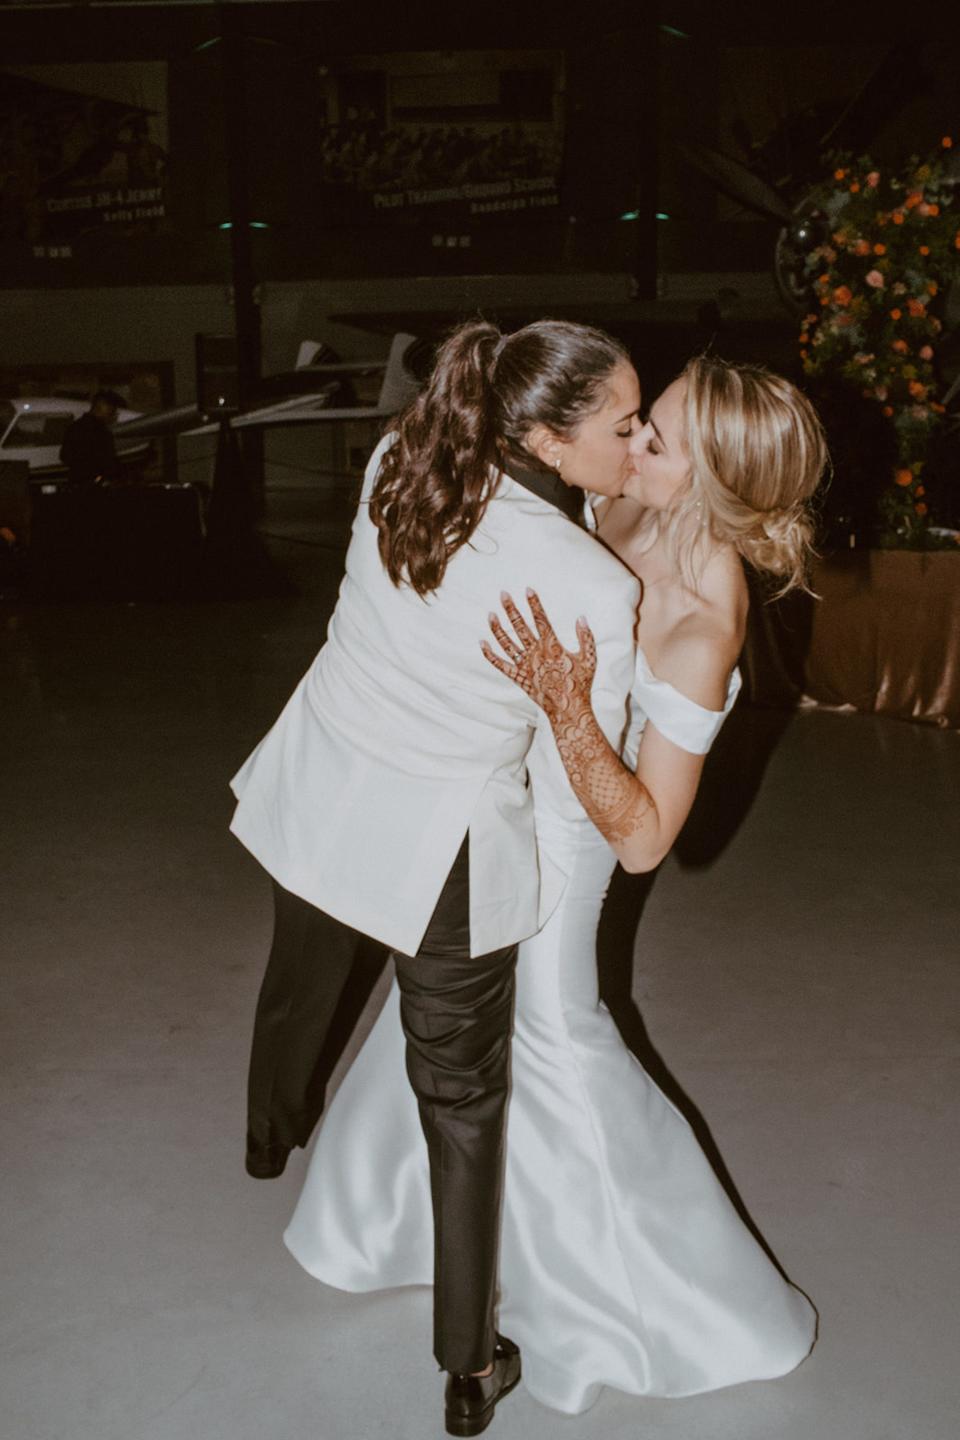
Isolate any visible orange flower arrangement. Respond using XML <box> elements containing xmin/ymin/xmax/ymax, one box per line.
<box><xmin>799</xmin><ymin>137</ymin><xmax>960</xmax><ymax>544</ymax></box>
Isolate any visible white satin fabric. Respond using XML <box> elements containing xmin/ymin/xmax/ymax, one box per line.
<box><xmin>285</xmin><ymin>657</ymin><xmax>816</xmax><ymax>1414</ymax></box>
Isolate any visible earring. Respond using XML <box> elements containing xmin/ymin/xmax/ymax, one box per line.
<box><xmin>553</xmin><ymin>456</ymin><xmax>563</xmax><ymax>476</ymax></box>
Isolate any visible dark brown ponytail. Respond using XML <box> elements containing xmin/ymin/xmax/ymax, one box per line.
<box><xmin>368</xmin><ymin>320</ymin><xmax>501</xmax><ymax>596</ymax></box>
<box><xmin>369</xmin><ymin>317</ymin><xmax>630</xmax><ymax>596</ymax></box>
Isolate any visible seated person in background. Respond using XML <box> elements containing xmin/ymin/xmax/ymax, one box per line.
<box><xmin>59</xmin><ymin>390</ymin><xmax>124</xmax><ymax>485</ymax></box>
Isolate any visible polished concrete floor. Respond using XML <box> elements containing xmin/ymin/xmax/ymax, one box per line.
<box><xmin>2</xmin><ymin>483</ymin><xmax>958</xmax><ymax>1440</ymax></box>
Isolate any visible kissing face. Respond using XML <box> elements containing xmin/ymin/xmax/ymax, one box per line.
<box><xmin>623</xmin><ymin>378</ymin><xmax>692</xmax><ymax>511</ymax></box>
<box><xmin>531</xmin><ymin>361</ymin><xmax>642</xmax><ymax>498</ymax></box>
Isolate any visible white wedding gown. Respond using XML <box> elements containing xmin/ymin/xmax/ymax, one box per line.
<box><xmin>284</xmin><ymin>652</ymin><xmax>817</xmax><ymax>1414</ymax></box>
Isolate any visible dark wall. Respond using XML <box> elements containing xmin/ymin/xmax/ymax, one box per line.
<box><xmin>0</xmin><ymin>0</ymin><xmax>658</xmax><ymax>291</ymax></box>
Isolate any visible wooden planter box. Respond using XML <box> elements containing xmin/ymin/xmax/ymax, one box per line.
<box><xmin>742</xmin><ymin>549</ymin><xmax>960</xmax><ymax>730</ymax></box>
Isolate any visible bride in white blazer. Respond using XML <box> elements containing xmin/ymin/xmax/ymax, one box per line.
<box><xmin>229</xmin><ymin>318</ymin><xmax>644</xmax><ymax>1430</ymax></box>
<box><xmin>230</xmin><ymin>417</ymin><xmax>640</xmax><ymax>959</ymax></box>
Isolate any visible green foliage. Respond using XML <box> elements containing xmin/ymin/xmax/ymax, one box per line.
<box><xmin>799</xmin><ymin>137</ymin><xmax>960</xmax><ymax>547</ymax></box>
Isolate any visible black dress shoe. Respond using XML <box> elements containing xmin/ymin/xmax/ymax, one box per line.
<box><xmin>444</xmin><ymin>1335</ymin><xmax>521</xmax><ymax>1437</ymax></box>
<box><xmin>245</xmin><ymin>1141</ymin><xmax>290</xmax><ymax>1179</ymax></box>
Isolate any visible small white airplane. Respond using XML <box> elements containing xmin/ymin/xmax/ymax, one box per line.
<box><xmin>0</xmin><ymin>333</ymin><xmax>423</xmax><ymax>478</ymax></box>
<box><xmin>0</xmin><ymin>395</ymin><xmax>149</xmax><ymax>476</ymax></box>
<box><xmin>111</xmin><ymin>331</ymin><xmax>421</xmax><ymax>442</ymax></box>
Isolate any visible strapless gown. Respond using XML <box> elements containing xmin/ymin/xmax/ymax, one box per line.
<box><xmin>284</xmin><ymin>653</ymin><xmax>817</xmax><ymax>1414</ymax></box>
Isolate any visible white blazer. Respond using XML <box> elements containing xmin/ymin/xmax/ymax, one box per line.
<box><xmin>230</xmin><ymin>434</ymin><xmax>639</xmax><ymax>956</ymax></box>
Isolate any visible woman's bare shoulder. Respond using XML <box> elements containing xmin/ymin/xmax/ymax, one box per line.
<box><xmin>652</xmin><ymin>565</ymin><xmax>746</xmax><ymax>710</ymax></box>
<box><xmin>651</xmin><ymin>618</ymin><xmax>737</xmax><ymax>711</ymax></box>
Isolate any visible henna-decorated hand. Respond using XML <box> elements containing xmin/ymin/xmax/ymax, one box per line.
<box><xmin>481</xmin><ymin>589</ymin><xmax>597</xmax><ymax>723</ymax></box>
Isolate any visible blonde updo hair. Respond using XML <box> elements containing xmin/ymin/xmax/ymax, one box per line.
<box><xmin>666</xmin><ymin>355</ymin><xmax>828</xmax><ymax>597</ymax></box>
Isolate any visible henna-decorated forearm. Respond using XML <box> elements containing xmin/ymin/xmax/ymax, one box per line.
<box><xmin>548</xmin><ymin>699</ymin><xmax>653</xmax><ymax>843</ymax></box>
<box><xmin>481</xmin><ymin>589</ymin><xmax>658</xmax><ymax>847</ymax></box>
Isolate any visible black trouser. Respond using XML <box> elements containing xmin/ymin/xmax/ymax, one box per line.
<box><xmin>246</xmin><ymin>836</ymin><xmax>517</xmax><ymax>1374</ymax></box>
<box><xmin>246</xmin><ymin>886</ymin><xmax>378</xmax><ymax>1158</ymax></box>
<box><xmin>392</xmin><ymin>839</ymin><xmax>517</xmax><ymax>1374</ymax></box>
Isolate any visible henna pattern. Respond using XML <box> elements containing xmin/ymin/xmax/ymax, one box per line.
<box><xmin>552</xmin><ymin>706</ymin><xmax>650</xmax><ymax>841</ymax></box>
<box><xmin>482</xmin><ymin>589</ymin><xmax>653</xmax><ymax>845</ymax></box>
<box><xmin>485</xmin><ymin>591</ymin><xmax>594</xmax><ymax>723</ymax></box>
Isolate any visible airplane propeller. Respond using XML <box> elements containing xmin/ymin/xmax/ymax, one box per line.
<box><xmin>676</xmin><ymin>42</ymin><xmax>929</xmax><ymax>315</ymax></box>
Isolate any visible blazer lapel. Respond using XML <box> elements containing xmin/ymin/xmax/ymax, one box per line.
<box><xmin>507</xmin><ymin>464</ymin><xmax>586</xmax><ymax>526</ymax></box>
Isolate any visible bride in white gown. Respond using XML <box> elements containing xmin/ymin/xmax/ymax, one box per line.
<box><xmin>285</xmin><ymin>356</ymin><xmax>826</xmax><ymax>1415</ymax></box>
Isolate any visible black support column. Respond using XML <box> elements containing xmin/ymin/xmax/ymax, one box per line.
<box><xmin>219</xmin><ymin>2</ymin><xmax>265</xmax><ymax>504</ymax></box>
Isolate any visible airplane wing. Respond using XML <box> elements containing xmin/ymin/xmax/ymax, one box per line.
<box><xmin>110</xmin><ymin>333</ymin><xmax>420</xmax><ymax>440</ymax></box>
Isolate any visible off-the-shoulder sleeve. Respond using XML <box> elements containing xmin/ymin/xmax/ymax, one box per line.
<box><xmin>632</xmin><ymin>651</ymin><xmax>742</xmax><ymax>756</ymax></box>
